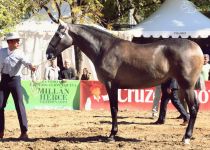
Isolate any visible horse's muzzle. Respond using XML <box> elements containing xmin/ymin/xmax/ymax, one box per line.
<box><xmin>46</xmin><ymin>53</ymin><xmax>55</xmax><ymax>60</ymax></box>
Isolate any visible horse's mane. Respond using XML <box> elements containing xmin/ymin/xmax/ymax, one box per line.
<box><xmin>75</xmin><ymin>24</ymin><xmax>119</xmax><ymax>40</ymax></box>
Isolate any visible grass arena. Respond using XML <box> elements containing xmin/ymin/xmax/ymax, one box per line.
<box><xmin>1</xmin><ymin>110</ymin><xmax>210</xmax><ymax>150</ymax></box>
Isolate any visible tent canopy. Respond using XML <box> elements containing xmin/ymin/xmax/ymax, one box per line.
<box><xmin>127</xmin><ymin>0</ymin><xmax>210</xmax><ymax>38</ymax></box>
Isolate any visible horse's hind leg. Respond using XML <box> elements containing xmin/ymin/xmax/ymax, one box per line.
<box><xmin>182</xmin><ymin>88</ymin><xmax>199</xmax><ymax>144</ymax></box>
<box><xmin>105</xmin><ymin>81</ymin><xmax>119</xmax><ymax>141</ymax></box>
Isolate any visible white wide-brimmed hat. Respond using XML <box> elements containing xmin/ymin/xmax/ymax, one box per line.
<box><xmin>5</xmin><ymin>32</ymin><xmax>21</xmax><ymax>41</ymax></box>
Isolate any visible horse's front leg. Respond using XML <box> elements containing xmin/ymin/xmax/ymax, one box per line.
<box><xmin>182</xmin><ymin>89</ymin><xmax>199</xmax><ymax>144</ymax></box>
<box><xmin>105</xmin><ymin>81</ymin><xmax>118</xmax><ymax>141</ymax></box>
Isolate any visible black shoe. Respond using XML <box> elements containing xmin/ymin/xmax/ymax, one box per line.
<box><xmin>19</xmin><ymin>132</ymin><xmax>29</xmax><ymax>140</ymax></box>
<box><xmin>151</xmin><ymin>120</ymin><xmax>164</xmax><ymax>125</ymax></box>
<box><xmin>0</xmin><ymin>132</ymin><xmax>4</xmax><ymax>139</ymax></box>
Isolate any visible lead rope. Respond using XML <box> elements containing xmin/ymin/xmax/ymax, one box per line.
<box><xmin>31</xmin><ymin>59</ymin><xmax>50</xmax><ymax>83</ymax></box>
<box><xmin>22</xmin><ymin>59</ymin><xmax>50</xmax><ymax>84</ymax></box>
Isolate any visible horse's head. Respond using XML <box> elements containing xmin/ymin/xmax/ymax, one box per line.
<box><xmin>46</xmin><ymin>21</ymin><xmax>73</xmax><ymax>60</ymax></box>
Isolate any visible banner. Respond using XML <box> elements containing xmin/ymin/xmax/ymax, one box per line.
<box><xmin>80</xmin><ymin>81</ymin><xmax>159</xmax><ymax>111</ymax></box>
<box><xmin>195</xmin><ymin>81</ymin><xmax>210</xmax><ymax>110</ymax></box>
<box><xmin>6</xmin><ymin>80</ymin><xmax>80</xmax><ymax>110</ymax></box>
<box><xmin>80</xmin><ymin>81</ymin><xmax>210</xmax><ymax>111</ymax></box>
<box><xmin>5</xmin><ymin>80</ymin><xmax>210</xmax><ymax>111</ymax></box>
<box><xmin>80</xmin><ymin>80</ymin><xmax>110</xmax><ymax>110</ymax></box>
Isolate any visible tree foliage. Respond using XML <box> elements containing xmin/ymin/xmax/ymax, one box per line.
<box><xmin>1</xmin><ymin>0</ymin><xmax>210</xmax><ymax>33</ymax></box>
<box><xmin>0</xmin><ymin>0</ymin><xmax>33</xmax><ymax>35</ymax></box>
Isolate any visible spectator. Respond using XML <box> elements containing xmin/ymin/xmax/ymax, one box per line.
<box><xmin>81</xmin><ymin>68</ymin><xmax>91</xmax><ymax>80</ymax></box>
<box><xmin>44</xmin><ymin>59</ymin><xmax>60</xmax><ymax>80</ymax></box>
<box><xmin>59</xmin><ymin>59</ymin><xmax>76</xmax><ymax>80</ymax></box>
<box><xmin>201</xmin><ymin>54</ymin><xmax>210</xmax><ymax>81</ymax></box>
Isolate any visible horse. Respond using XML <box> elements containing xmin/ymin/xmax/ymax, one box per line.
<box><xmin>46</xmin><ymin>21</ymin><xmax>204</xmax><ymax>144</ymax></box>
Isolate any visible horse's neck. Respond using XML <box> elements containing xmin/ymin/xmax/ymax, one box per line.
<box><xmin>69</xmin><ymin>25</ymin><xmax>111</xmax><ymax>63</ymax></box>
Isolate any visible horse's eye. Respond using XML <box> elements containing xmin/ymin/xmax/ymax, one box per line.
<box><xmin>55</xmin><ymin>31</ymin><xmax>64</xmax><ymax>39</ymax></box>
<box><xmin>59</xmin><ymin>34</ymin><xmax>64</xmax><ymax>39</ymax></box>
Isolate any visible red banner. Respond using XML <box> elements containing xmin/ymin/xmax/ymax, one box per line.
<box><xmin>80</xmin><ymin>81</ymin><xmax>210</xmax><ymax>111</ymax></box>
<box><xmin>80</xmin><ymin>81</ymin><xmax>110</xmax><ymax>110</ymax></box>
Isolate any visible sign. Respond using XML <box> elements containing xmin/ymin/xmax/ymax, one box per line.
<box><xmin>80</xmin><ymin>81</ymin><xmax>110</xmax><ymax>110</ymax></box>
<box><xmin>5</xmin><ymin>80</ymin><xmax>210</xmax><ymax>111</ymax></box>
<box><xmin>194</xmin><ymin>81</ymin><xmax>210</xmax><ymax>110</ymax></box>
<box><xmin>5</xmin><ymin>80</ymin><xmax>80</xmax><ymax>110</ymax></box>
<box><xmin>80</xmin><ymin>81</ymin><xmax>210</xmax><ymax>111</ymax></box>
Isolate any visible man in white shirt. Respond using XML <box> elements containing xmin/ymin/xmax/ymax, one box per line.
<box><xmin>44</xmin><ymin>59</ymin><xmax>60</xmax><ymax>80</ymax></box>
<box><xmin>201</xmin><ymin>54</ymin><xmax>210</xmax><ymax>81</ymax></box>
<box><xmin>0</xmin><ymin>32</ymin><xmax>36</xmax><ymax>139</ymax></box>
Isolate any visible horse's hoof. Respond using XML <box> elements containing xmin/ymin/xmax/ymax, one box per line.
<box><xmin>107</xmin><ymin>135</ymin><xmax>115</xmax><ymax>142</ymax></box>
<box><xmin>182</xmin><ymin>138</ymin><xmax>190</xmax><ymax>145</ymax></box>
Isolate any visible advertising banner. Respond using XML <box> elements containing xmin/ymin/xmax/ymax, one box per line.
<box><xmin>195</xmin><ymin>82</ymin><xmax>210</xmax><ymax>110</ymax></box>
<box><xmin>5</xmin><ymin>80</ymin><xmax>210</xmax><ymax>111</ymax></box>
<box><xmin>80</xmin><ymin>81</ymin><xmax>210</xmax><ymax>111</ymax></box>
<box><xmin>5</xmin><ymin>80</ymin><xmax>80</xmax><ymax>110</ymax></box>
<box><xmin>80</xmin><ymin>80</ymin><xmax>110</xmax><ymax>110</ymax></box>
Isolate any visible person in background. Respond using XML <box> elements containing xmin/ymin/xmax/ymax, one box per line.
<box><xmin>81</xmin><ymin>68</ymin><xmax>91</xmax><ymax>80</ymax></box>
<box><xmin>152</xmin><ymin>78</ymin><xmax>189</xmax><ymax>126</ymax></box>
<box><xmin>151</xmin><ymin>85</ymin><xmax>161</xmax><ymax>118</ymax></box>
<box><xmin>201</xmin><ymin>54</ymin><xmax>210</xmax><ymax>81</ymax></box>
<box><xmin>44</xmin><ymin>59</ymin><xmax>60</xmax><ymax>80</ymax></box>
<box><xmin>59</xmin><ymin>59</ymin><xmax>76</xmax><ymax>80</ymax></box>
<box><xmin>0</xmin><ymin>32</ymin><xmax>36</xmax><ymax>139</ymax></box>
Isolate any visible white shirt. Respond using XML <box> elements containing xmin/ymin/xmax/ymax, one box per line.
<box><xmin>201</xmin><ymin>63</ymin><xmax>210</xmax><ymax>81</ymax></box>
<box><xmin>44</xmin><ymin>66</ymin><xmax>60</xmax><ymax>80</ymax></box>
<box><xmin>0</xmin><ymin>48</ymin><xmax>31</xmax><ymax>77</ymax></box>
<box><xmin>85</xmin><ymin>95</ymin><xmax>109</xmax><ymax>110</ymax></box>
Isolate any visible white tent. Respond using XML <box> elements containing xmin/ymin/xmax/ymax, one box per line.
<box><xmin>127</xmin><ymin>0</ymin><xmax>210</xmax><ymax>38</ymax></box>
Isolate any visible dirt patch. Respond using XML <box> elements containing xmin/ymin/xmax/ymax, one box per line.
<box><xmin>0</xmin><ymin>110</ymin><xmax>210</xmax><ymax>150</ymax></box>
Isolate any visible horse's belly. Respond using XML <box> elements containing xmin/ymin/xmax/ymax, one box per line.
<box><xmin>96</xmin><ymin>62</ymin><xmax>167</xmax><ymax>89</ymax></box>
<box><xmin>116</xmin><ymin>73</ymin><xmax>162</xmax><ymax>89</ymax></box>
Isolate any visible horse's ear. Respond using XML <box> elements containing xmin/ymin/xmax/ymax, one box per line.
<box><xmin>59</xmin><ymin>19</ymin><xmax>67</xmax><ymax>27</ymax></box>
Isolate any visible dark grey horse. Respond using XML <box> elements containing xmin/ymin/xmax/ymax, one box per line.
<box><xmin>46</xmin><ymin>20</ymin><xmax>204</xmax><ymax>144</ymax></box>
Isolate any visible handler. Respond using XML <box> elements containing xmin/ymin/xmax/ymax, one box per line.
<box><xmin>153</xmin><ymin>78</ymin><xmax>189</xmax><ymax>125</ymax></box>
<box><xmin>0</xmin><ymin>32</ymin><xmax>36</xmax><ymax>139</ymax></box>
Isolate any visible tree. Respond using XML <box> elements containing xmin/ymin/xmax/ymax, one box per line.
<box><xmin>1</xmin><ymin>0</ymin><xmax>210</xmax><ymax>33</ymax></box>
<box><xmin>0</xmin><ymin>0</ymin><xmax>33</xmax><ymax>35</ymax></box>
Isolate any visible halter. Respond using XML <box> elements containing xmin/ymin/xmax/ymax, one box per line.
<box><xmin>49</xmin><ymin>25</ymin><xmax>68</xmax><ymax>50</ymax></box>
<box><xmin>29</xmin><ymin>26</ymin><xmax>68</xmax><ymax>82</ymax></box>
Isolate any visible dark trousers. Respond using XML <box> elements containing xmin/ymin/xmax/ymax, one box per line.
<box><xmin>0</xmin><ymin>74</ymin><xmax>28</xmax><ymax>133</ymax></box>
<box><xmin>158</xmin><ymin>89</ymin><xmax>189</xmax><ymax>122</ymax></box>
